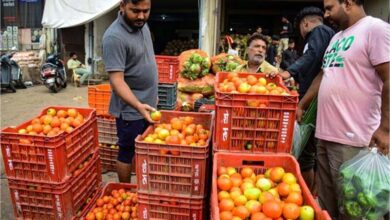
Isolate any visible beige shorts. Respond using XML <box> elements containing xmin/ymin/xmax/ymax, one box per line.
<box><xmin>316</xmin><ymin>139</ymin><xmax>365</xmax><ymax>220</ymax></box>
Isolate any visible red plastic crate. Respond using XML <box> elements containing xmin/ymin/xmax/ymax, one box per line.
<box><xmin>138</xmin><ymin>193</ymin><xmax>206</xmax><ymax>220</ymax></box>
<box><xmin>214</xmin><ymin>72</ymin><xmax>298</xmax><ymax>153</ymax></box>
<box><xmin>135</xmin><ymin>111</ymin><xmax>213</xmax><ymax>197</ymax></box>
<box><xmin>8</xmin><ymin>152</ymin><xmax>102</xmax><ymax>220</ymax></box>
<box><xmin>72</xmin><ymin>182</ymin><xmax>104</xmax><ymax>220</ymax></box>
<box><xmin>97</xmin><ymin>115</ymin><xmax>118</xmax><ymax>145</ymax></box>
<box><xmin>99</xmin><ymin>143</ymin><xmax>118</xmax><ymax>172</ymax></box>
<box><xmin>81</xmin><ymin>183</ymin><xmax>137</xmax><ymax>219</ymax></box>
<box><xmin>156</xmin><ymin>55</ymin><xmax>179</xmax><ymax>84</ymax></box>
<box><xmin>210</xmin><ymin>152</ymin><xmax>331</xmax><ymax>220</ymax></box>
<box><xmin>0</xmin><ymin>106</ymin><xmax>99</xmax><ymax>183</ymax></box>
<box><xmin>88</xmin><ymin>84</ymin><xmax>111</xmax><ymax>116</ymax></box>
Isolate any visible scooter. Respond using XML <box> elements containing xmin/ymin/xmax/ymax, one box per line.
<box><xmin>40</xmin><ymin>54</ymin><xmax>67</xmax><ymax>93</ymax></box>
<box><xmin>0</xmin><ymin>52</ymin><xmax>26</xmax><ymax>92</ymax></box>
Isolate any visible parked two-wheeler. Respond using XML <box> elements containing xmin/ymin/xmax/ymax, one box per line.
<box><xmin>40</xmin><ymin>54</ymin><xmax>67</xmax><ymax>93</ymax></box>
<box><xmin>0</xmin><ymin>52</ymin><xmax>26</xmax><ymax>92</ymax></box>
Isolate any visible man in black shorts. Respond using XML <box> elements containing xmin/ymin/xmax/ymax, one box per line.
<box><xmin>102</xmin><ymin>0</ymin><xmax>158</xmax><ymax>182</ymax></box>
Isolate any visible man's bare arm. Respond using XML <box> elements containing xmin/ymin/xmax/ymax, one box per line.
<box><xmin>109</xmin><ymin>71</ymin><xmax>155</xmax><ymax>123</ymax></box>
<box><xmin>369</xmin><ymin>62</ymin><xmax>389</xmax><ymax>154</ymax></box>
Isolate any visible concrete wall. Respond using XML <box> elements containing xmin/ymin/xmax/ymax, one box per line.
<box><xmin>365</xmin><ymin>0</ymin><xmax>389</xmax><ymax>22</ymax></box>
<box><xmin>93</xmin><ymin>8</ymin><xmax>118</xmax><ymax>76</ymax></box>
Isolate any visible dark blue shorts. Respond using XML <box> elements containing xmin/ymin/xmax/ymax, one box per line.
<box><xmin>116</xmin><ymin>117</ymin><xmax>149</xmax><ymax>164</ymax></box>
<box><xmin>298</xmin><ymin>132</ymin><xmax>317</xmax><ymax>172</ymax></box>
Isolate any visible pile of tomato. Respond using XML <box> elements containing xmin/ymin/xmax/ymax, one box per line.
<box><xmin>17</xmin><ymin>108</ymin><xmax>85</xmax><ymax>138</ymax></box>
<box><xmin>85</xmin><ymin>188</ymin><xmax>138</xmax><ymax>220</ymax></box>
<box><xmin>217</xmin><ymin>166</ymin><xmax>315</xmax><ymax>220</ymax></box>
<box><xmin>142</xmin><ymin>116</ymin><xmax>210</xmax><ymax>147</ymax></box>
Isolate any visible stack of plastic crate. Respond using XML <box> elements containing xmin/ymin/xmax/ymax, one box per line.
<box><xmin>213</xmin><ymin>72</ymin><xmax>299</xmax><ymax>153</ymax></box>
<box><xmin>211</xmin><ymin>72</ymin><xmax>331</xmax><ymax>219</ymax></box>
<box><xmin>88</xmin><ymin>84</ymin><xmax>118</xmax><ymax>172</ymax></box>
<box><xmin>134</xmin><ymin>110</ymin><xmax>214</xmax><ymax>219</ymax></box>
<box><xmin>0</xmin><ymin>106</ymin><xmax>102</xmax><ymax>219</ymax></box>
<box><xmin>156</xmin><ymin>55</ymin><xmax>179</xmax><ymax>110</ymax></box>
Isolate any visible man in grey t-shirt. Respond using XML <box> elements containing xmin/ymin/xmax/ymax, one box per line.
<box><xmin>102</xmin><ymin>0</ymin><xmax>158</xmax><ymax>183</ymax></box>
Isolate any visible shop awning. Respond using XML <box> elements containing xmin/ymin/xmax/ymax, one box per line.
<box><xmin>41</xmin><ymin>0</ymin><xmax>120</xmax><ymax>28</ymax></box>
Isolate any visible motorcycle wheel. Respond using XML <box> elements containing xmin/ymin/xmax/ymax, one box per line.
<box><xmin>50</xmin><ymin>84</ymin><xmax>58</xmax><ymax>93</ymax></box>
<box><xmin>9</xmin><ymin>83</ymin><xmax>16</xmax><ymax>93</ymax></box>
<box><xmin>18</xmin><ymin>72</ymin><xmax>27</xmax><ymax>89</ymax></box>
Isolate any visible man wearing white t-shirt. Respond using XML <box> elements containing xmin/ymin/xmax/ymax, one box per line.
<box><xmin>297</xmin><ymin>0</ymin><xmax>389</xmax><ymax>218</ymax></box>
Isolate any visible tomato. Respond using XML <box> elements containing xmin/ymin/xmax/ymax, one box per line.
<box><xmin>229</xmin><ymin>173</ymin><xmax>243</xmax><ymax>187</ymax></box>
<box><xmin>282</xmin><ymin>203</ymin><xmax>300</xmax><ymax>219</ymax></box>
<box><xmin>240</xmin><ymin>167</ymin><xmax>254</xmax><ymax>179</ymax></box>
<box><xmin>96</xmin><ymin>198</ymin><xmax>104</xmax><ymax>207</ymax></box>
<box><xmin>220</xmin><ymin>211</ymin><xmax>233</xmax><ymax>220</ymax></box>
<box><xmin>218</xmin><ymin>167</ymin><xmax>228</xmax><ymax>176</ymax></box>
<box><xmin>285</xmin><ymin>191</ymin><xmax>303</xmax><ymax>206</ymax></box>
<box><xmin>67</xmin><ymin>108</ymin><xmax>78</xmax><ymax>117</ymax></box>
<box><xmin>183</xmin><ymin>116</ymin><xmax>194</xmax><ymax>125</ymax></box>
<box><xmin>121</xmin><ymin>211</ymin><xmax>130</xmax><ymax>220</ymax></box>
<box><xmin>217</xmin><ymin>176</ymin><xmax>233</xmax><ymax>191</ymax></box>
<box><xmin>85</xmin><ymin>212</ymin><xmax>95</xmax><ymax>220</ymax></box>
<box><xmin>232</xmin><ymin>206</ymin><xmax>250</xmax><ymax>219</ymax></box>
<box><xmin>218</xmin><ymin>191</ymin><xmax>230</xmax><ymax>201</ymax></box>
<box><xmin>251</xmin><ymin>212</ymin><xmax>266</xmax><ymax>220</ymax></box>
<box><xmin>262</xmin><ymin>200</ymin><xmax>282</xmax><ymax>218</ymax></box>
<box><xmin>95</xmin><ymin>212</ymin><xmax>104</xmax><ymax>220</ymax></box>
<box><xmin>170</xmin><ymin>118</ymin><xmax>183</xmax><ymax>131</ymax></box>
<box><xmin>150</xmin><ymin>111</ymin><xmax>162</xmax><ymax>121</ymax></box>
<box><xmin>219</xmin><ymin>199</ymin><xmax>235</xmax><ymax>211</ymax></box>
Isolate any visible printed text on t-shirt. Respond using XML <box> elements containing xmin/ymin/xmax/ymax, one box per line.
<box><xmin>323</xmin><ymin>35</ymin><xmax>355</xmax><ymax>68</ymax></box>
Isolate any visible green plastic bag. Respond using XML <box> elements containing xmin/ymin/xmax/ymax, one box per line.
<box><xmin>339</xmin><ymin>148</ymin><xmax>390</xmax><ymax>219</ymax></box>
<box><xmin>292</xmin><ymin>122</ymin><xmax>315</xmax><ymax>158</ymax></box>
<box><xmin>292</xmin><ymin>97</ymin><xmax>317</xmax><ymax>158</ymax></box>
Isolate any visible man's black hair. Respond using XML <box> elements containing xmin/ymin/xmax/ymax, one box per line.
<box><xmin>288</xmin><ymin>38</ymin><xmax>295</xmax><ymax>44</ymax></box>
<box><xmin>294</xmin><ymin>6</ymin><xmax>324</xmax><ymax>28</ymax></box>
<box><xmin>247</xmin><ymin>33</ymin><xmax>268</xmax><ymax>47</ymax></box>
<box><xmin>69</xmin><ymin>52</ymin><xmax>76</xmax><ymax>57</ymax></box>
<box><xmin>271</xmin><ymin>35</ymin><xmax>280</xmax><ymax>41</ymax></box>
<box><xmin>338</xmin><ymin>0</ymin><xmax>364</xmax><ymax>5</ymax></box>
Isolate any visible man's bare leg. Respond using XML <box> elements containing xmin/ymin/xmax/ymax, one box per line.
<box><xmin>117</xmin><ymin>160</ymin><xmax>131</xmax><ymax>183</ymax></box>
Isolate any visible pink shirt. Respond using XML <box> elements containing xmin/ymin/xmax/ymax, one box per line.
<box><xmin>316</xmin><ymin>16</ymin><xmax>390</xmax><ymax>147</ymax></box>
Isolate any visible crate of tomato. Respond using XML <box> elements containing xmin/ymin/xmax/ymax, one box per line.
<box><xmin>83</xmin><ymin>183</ymin><xmax>138</xmax><ymax>220</ymax></box>
<box><xmin>9</xmin><ymin>153</ymin><xmax>102</xmax><ymax>220</ymax></box>
<box><xmin>135</xmin><ymin>110</ymin><xmax>214</xmax><ymax>198</ymax></box>
<box><xmin>0</xmin><ymin>106</ymin><xmax>98</xmax><ymax>183</ymax></box>
<box><xmin>211</xmin><ymin>152</ymin><xmax>331</xmax><ymax>220</ymax></box>
<box><xmin>214</xmin><ymin>72</ymin><xmax>298</xmax><ymax>153</ymax></box>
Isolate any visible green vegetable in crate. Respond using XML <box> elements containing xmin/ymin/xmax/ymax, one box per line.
<box><xmin>339</xmin><ymin>148</ymin><xmax>390</xmax><ymax>219</ymax></box>
<box><xmin>210</xmin><ymin>53</ymin><xmax>245</xmax><ymax>73</ymax></box>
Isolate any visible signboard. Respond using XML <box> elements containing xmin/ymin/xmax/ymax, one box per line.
<box><xmin>2</xmin><ymin>0</ymin><xmax>15</xmax><ymax>7</ymax></box>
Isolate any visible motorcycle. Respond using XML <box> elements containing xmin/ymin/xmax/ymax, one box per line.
<box><xmin>0</xmin><ymin>52</ymin><xmax>26</xmax><ymax>92</ymax></box>
<box><xmin>40</xmin><ymin>54</ymin><xmax>67</xmax><ymax>93</ymax></box>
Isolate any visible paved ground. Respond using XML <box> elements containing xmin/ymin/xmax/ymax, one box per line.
<box><xmin>0</xmin><ymin>83</ymin><xmax>120</xmax><ymax>219</ymax></box>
